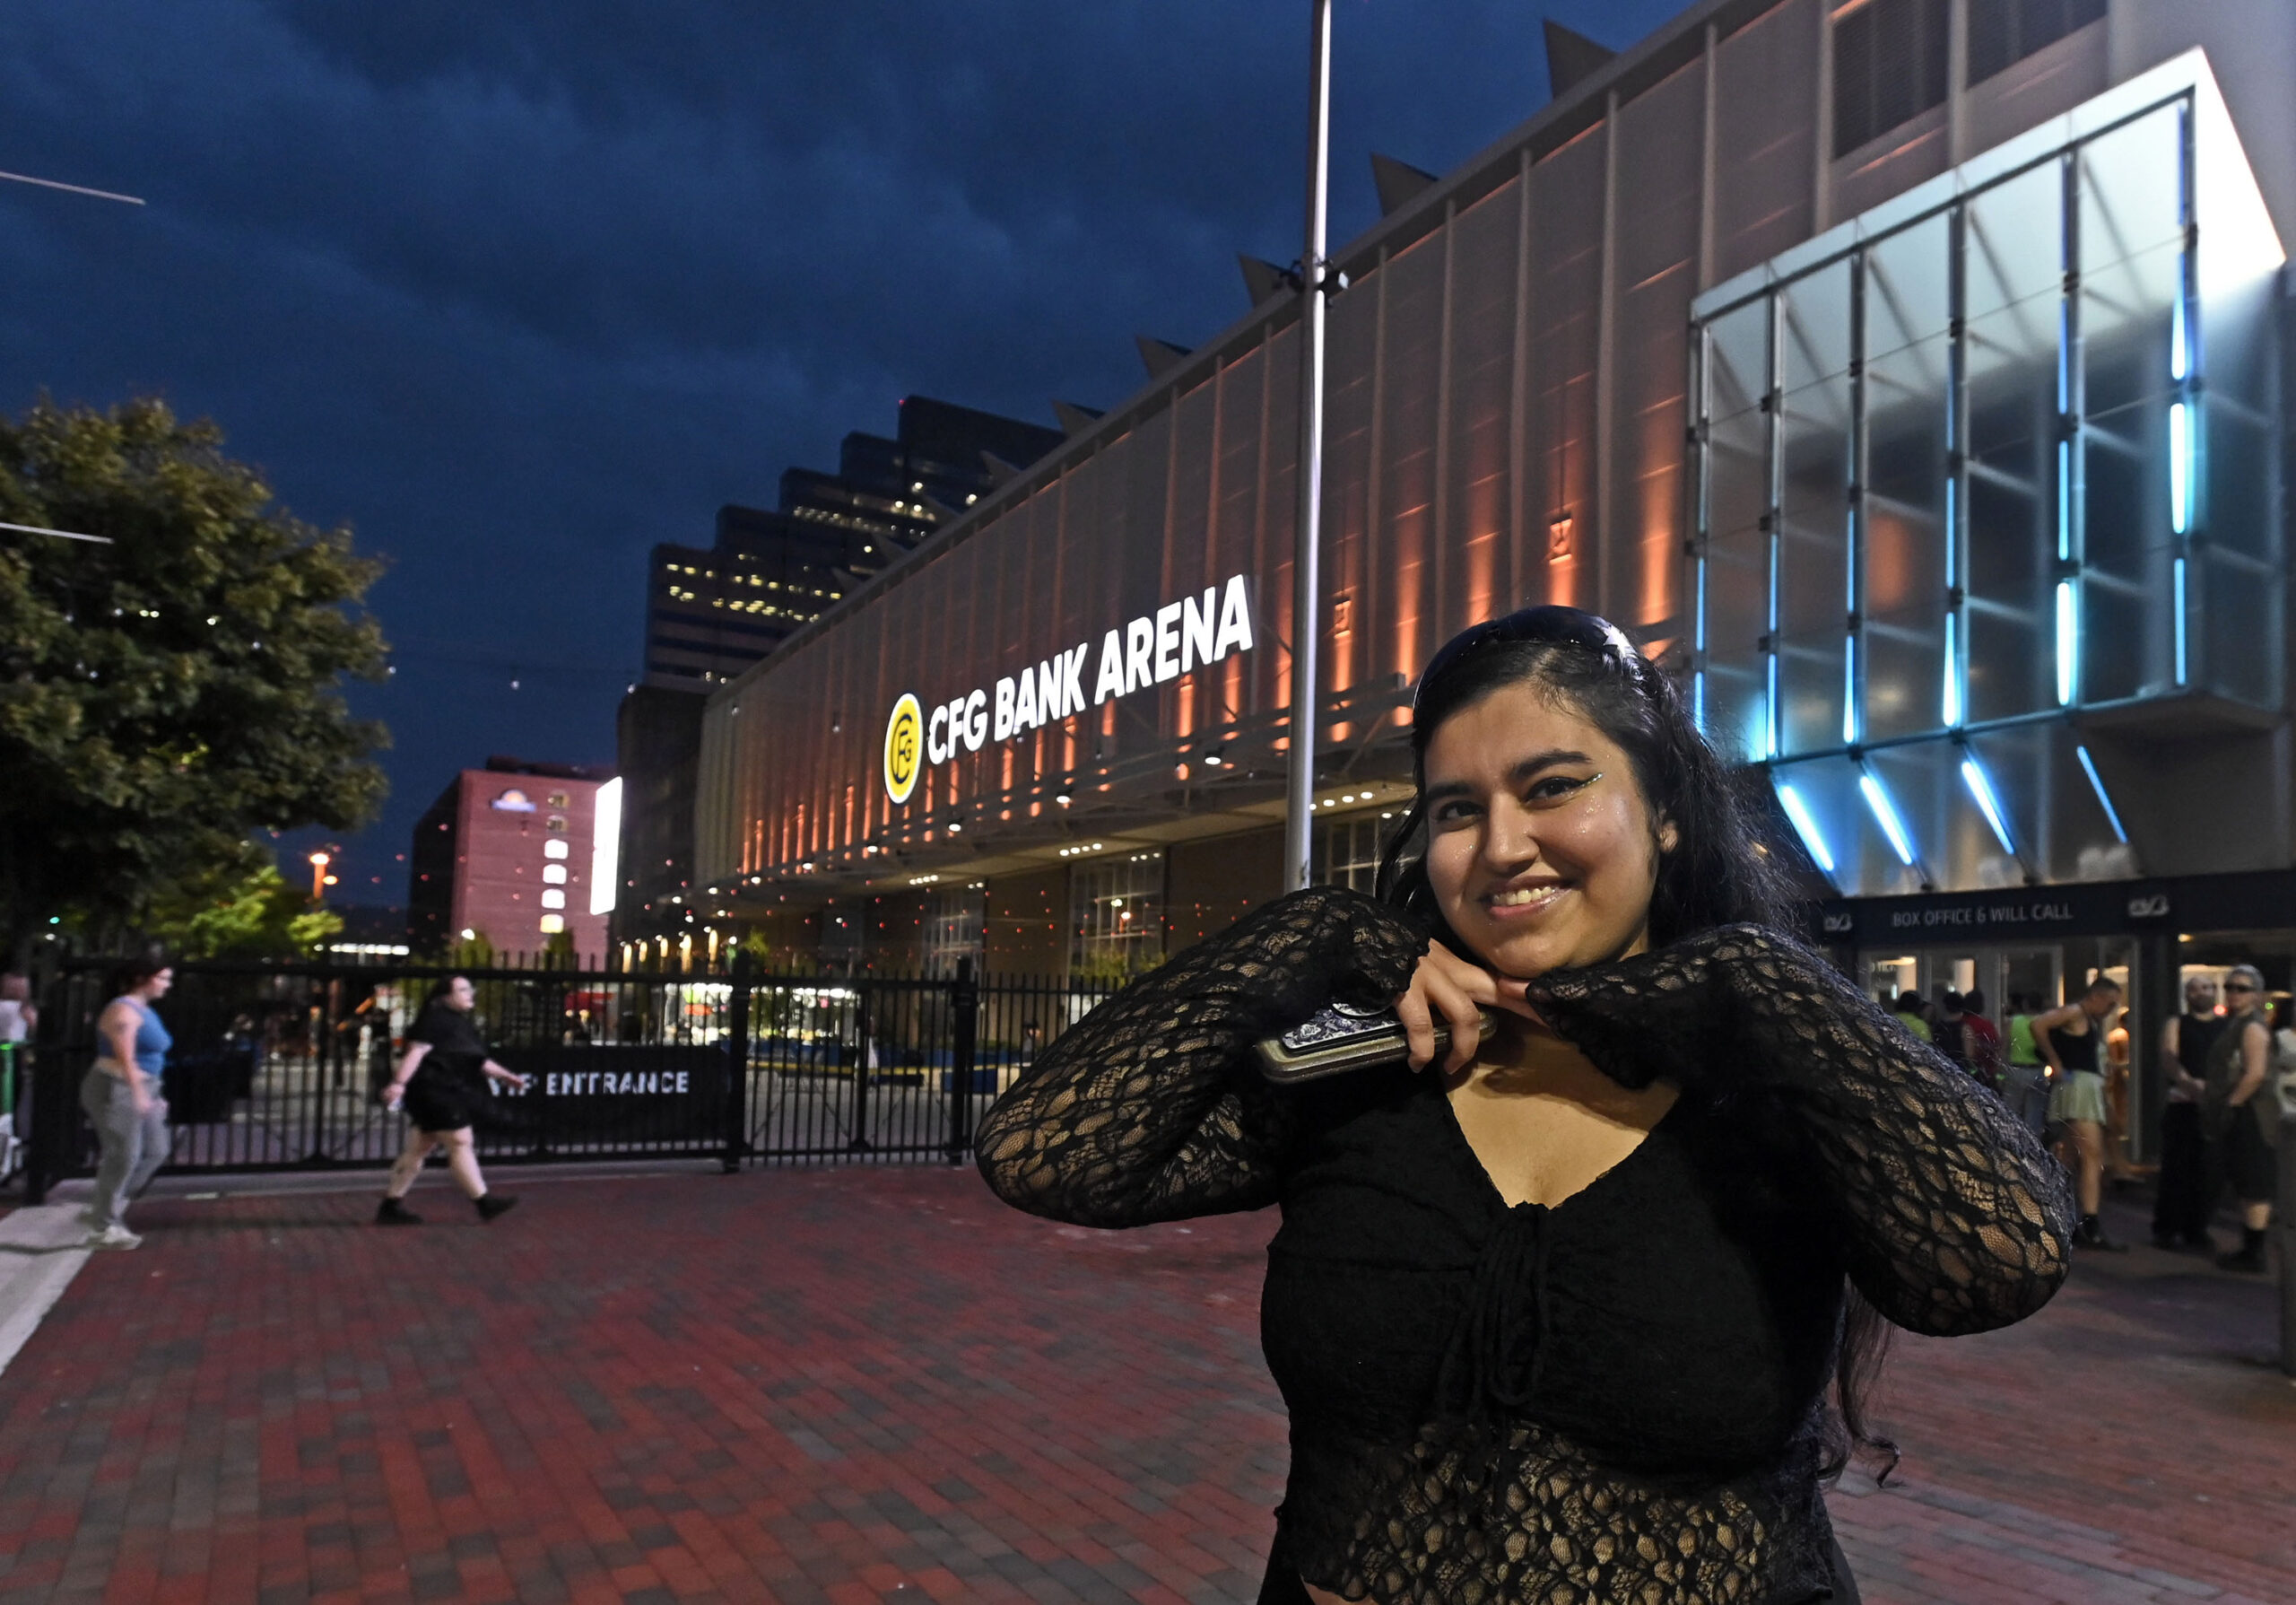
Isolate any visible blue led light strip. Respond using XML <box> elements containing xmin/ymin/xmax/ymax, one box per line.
<box><xmin>1776</xmin><ymin>781</ymin><xmax>1836</xmax><ymax>874</ymax></box>
<box><xmin>1858</xmin><ymin>771</ymin><xmax>1917</xmax><ymax>867</ymax></box>
<box><xmin>2075</xmin><ymin>745</ymin><xmax>2128</xmax><ymax>844</ymax></box>
<box><xmin>1960</xmin><ymin>756</ymin><xmax>2015</xmax><ymax>855</ymax></box>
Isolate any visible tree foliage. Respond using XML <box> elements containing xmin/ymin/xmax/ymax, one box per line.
<box><xmin>142</xmin><ymin>850</ymin><xmax>344</xmax><ymax>958</ymax></box>
<box><xmin>0</xmin><ymin>398</ymin><xmax>388</xmax><ymax>955</ymax></box>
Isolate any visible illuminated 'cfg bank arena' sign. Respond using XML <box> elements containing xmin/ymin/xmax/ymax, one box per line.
<box><xmin>883</xmin><ymin>573</ymin><xmax>1257</xmax><ymax>805</ymax></box>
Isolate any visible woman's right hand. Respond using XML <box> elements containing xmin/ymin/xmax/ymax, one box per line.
<box><xmin>1395</xmin><ymin>942</ymin><xmax>1544</xmax><ymax>1073</ymax></box>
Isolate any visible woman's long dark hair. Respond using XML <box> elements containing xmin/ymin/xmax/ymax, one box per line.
<box><xmin>1377</xmin><ymin>627</ymin><xmax>1894</xmax><ymax>1481</ymax></box>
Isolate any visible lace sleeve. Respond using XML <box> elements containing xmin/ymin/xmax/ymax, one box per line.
<box><xmin>973</xmin><ymin>885</ymin><xmax>1426</xmax><ymax>1228</ymax></box>
<box><xmin>1527</xmin><ymin>924</ymin><xmax>2073</xmax><ymax>1337</ymax></box>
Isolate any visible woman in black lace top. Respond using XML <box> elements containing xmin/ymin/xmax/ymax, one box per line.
<box><xmin>977</xmin><ymin>606</ymin><xmax>2073</xmax><ymax>1605</ymax></box>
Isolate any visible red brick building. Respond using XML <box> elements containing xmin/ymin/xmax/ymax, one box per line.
<box><xmin>408</xmin><ymin>758</ymin><xmax>613</xmax><ymax>960</ymax></box>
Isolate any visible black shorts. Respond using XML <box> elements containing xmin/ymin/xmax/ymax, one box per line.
<box><xmin>2222</xmin><ymin>1115</ymin><xmax>2278</xmax><ymax>1205</ymax></box>
<box><xmin>402</xmin><ymin>1060</ymin><xmax>490</xmax><ymax>1134</ymax></box>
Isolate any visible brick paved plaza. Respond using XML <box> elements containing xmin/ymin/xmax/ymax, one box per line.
<box><xmin>0</xmin><ymin>1166</ymin><xmax>2287</xmax><ymax>1605</ymax></box>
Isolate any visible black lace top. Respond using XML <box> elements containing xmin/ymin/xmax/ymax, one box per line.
<box><xmin>977</xmin><ymin>888</ymin><xmax>2074</xmax><ymax>1604</ymax></box>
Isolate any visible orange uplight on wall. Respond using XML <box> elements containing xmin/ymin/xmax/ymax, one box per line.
<box><xmin>1546</xmin><ymin>514</ymin><xmax>1575</xmax><ymax>564</ymax></box>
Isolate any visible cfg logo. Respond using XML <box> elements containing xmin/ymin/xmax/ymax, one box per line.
<box><xmin>883</xmin><ymin>693</ymin><xmax>923</xmax><ymax>805</ymax></box>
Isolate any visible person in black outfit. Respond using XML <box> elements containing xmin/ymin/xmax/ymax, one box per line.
<box><xmin>2204</xmin><ymin>967</ymin><xmax>2279</xmax><ymax>1273</ymax></box>
<box><xmin>977</xmin><ymin>606</ymin><xmax>2072</xmax><ymax>1605</ymax></box>
<box><xmin>377</xmin><ymin>976</ymin><xmax>529</xmax><ymax>1225</ymax></box>
<box><xmin>2153</xmin><ymin>973</ymin><xmax>2222</xmax><ymax>1252</ymax></box>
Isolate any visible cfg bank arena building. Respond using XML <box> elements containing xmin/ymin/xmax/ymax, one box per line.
<box><xmin>691</xmin><ymin>0</ymin><xmax>2294</xmax><ymax>1156</ymax></box>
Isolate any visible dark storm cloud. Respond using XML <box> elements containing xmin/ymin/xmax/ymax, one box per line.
<box><xmin>0</xmin><ymin>0</ymin><xmax>1680</xmax><ymax>901</ymax></box>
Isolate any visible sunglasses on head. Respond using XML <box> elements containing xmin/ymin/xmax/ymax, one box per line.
<box><xmin>1413</xmin><ymin>605</ymin><xmax>1642</xmax><ymax>713</ymax></box>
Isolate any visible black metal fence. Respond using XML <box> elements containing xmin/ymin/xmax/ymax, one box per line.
<box><xmin>19</xmin><ymin>955</ymin><xmax>1118</xmax><ymax>1200</ymax></box>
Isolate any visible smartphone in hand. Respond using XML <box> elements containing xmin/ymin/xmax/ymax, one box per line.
<box><xmin>1255</xmin><ymin>999</ymin><xmax>1496</xmax><ymax>1084</ymax></box>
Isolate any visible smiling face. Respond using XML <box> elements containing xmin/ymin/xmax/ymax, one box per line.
<box><xmin>1420</xmin><ymin>681</ymin><xmax>1675</xmax><ymax>981</ymax></box>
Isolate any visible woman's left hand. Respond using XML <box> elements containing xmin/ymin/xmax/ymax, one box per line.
<box><xmin>1395</xmin><ymin>942</ymin><xmax>1545</xmax><ymax>1073</ymax></box>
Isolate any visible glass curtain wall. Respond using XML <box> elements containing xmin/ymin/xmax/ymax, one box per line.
<box><xmin>1692</xmin><ymin>90</ymin><xmax>2282</xmax><ymax>895</ymax></box>
<box><xmin>1069</xmin><ymin>851</ymin><xmax>1166</xmax><ymax>981</ymax></box>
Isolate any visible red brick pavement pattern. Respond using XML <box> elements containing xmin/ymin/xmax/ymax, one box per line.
<box><xmin>0</xmin><ymin>1169</ymin><xmax>2285</xmax><ymax>1605</ymax></box>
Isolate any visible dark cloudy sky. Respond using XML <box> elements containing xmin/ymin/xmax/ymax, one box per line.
<box><xmin>0</xmin><ymin>0</ymin><xmax>1683</xmax><ymax>907</ymax></box>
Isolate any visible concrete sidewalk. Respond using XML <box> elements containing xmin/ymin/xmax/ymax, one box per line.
<box><xmin>0</xmin><ymin>1167</ymin><xmax>2285</xmax><ymax>1604</ymax></box>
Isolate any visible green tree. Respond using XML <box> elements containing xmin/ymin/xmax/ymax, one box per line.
<box><xmin>0</xmin><ymin>397</ymin><xmax>388</xmax><ymax>955</ymax></box>
<box><xmin>143</xmin><ymin>850</ymin><xmax>344</xmax><ymax>958</ymax></box>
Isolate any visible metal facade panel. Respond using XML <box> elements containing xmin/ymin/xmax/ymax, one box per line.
<box><xmin>1608</xmin><ymin>56</ymin><xmax>1706</xmax><ymax>645</ymax></box>
<box><xmin>1528</xmin><ymin>126</ymin><xmax>1605</xmax><ymax>616</ymax></box>
<box><xmin>1711</xmin><ymin>0</ymin><xmax>1819</xmax><ymax>283</ymax></box>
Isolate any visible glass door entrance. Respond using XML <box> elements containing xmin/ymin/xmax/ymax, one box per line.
<box><xmin>1858</xmin><ymin>946</ymin><xmax>2064</xmax><ymax>1016</ymax></box>
<box><xmin>1856</xmin><ymin>938</ymin><xmax>2146</xmax><ymax>1159</ymax></box>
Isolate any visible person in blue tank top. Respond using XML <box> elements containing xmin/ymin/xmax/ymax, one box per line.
<box><xmin>83</xmin><ymin>955</ymin><xmax>176</xmax><ymax>1249</ymax></box>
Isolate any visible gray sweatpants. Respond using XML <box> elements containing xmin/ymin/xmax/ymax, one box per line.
<box><xmin>81</xmin><ymin>1069</ymin><xmax>170</xmax><ymax>1227</ymax></box>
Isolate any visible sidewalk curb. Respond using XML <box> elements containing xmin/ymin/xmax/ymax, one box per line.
<box><xmin>0</xmin><ymin>1206</ymin><xmax>94</xmax><ymax>1381</ymax></box>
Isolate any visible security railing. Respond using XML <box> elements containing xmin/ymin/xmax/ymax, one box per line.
<box><xmin>20</xmin><ymin>955</ymin><xmax>1120</xmax><ymax>1199</ymax></box>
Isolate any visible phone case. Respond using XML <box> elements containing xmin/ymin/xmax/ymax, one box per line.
<box><xmin>1253</xmin><ymin>999</ymin><xmax>1497</xmax><ymax>1084</ymax></box>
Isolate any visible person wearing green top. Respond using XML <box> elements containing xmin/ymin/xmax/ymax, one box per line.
<box><xmin>2002</xmin><ymin>997</ymin><xmax>2048</xmax><ymax>1137</ymax></box>
<box><xmin>1892</xmin><ymin>990</ymin><xmax>1932</xmax><ymax>1042</ymax></box>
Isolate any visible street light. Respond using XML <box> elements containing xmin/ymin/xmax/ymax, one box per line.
<box><xmin>1284</xmin><ymin>0</ymin><xmax>1335</xmax><ymax>890</ymax></box>
<box><xmin>308</xmin><ymin>850</ymin><xmax>330</xmax><ymax>902</ymax></box>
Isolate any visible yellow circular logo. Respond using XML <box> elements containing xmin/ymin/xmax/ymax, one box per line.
<box><xmin>883</xmin><ymin>692</ymin><xmax>923</xmax><ymax>806</ymax></box>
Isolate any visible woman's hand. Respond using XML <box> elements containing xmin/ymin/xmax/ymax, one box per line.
<box><xmin>128</xmin><ymin>1078</ymin><xmax>154</xmax><ymax>1117</ymax></box>
<box><xmin>1395</xmin><ymin>942</ymin><xmax>1544</xmax><ymax>1073</ymax></box>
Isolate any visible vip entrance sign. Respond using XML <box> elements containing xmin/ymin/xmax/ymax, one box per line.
<box><xmin>883</xmin><ymin>573</ymin><xmax>1256</xmax><ymax>805</ymax></box>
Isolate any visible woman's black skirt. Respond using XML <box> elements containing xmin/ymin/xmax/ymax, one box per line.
<box><xmin>402</xmin><ymin>1057</ymin><xmax>492</xmax><ymax>1134</ymax></box>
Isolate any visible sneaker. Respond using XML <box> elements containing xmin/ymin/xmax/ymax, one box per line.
<box><xmin>375</xmin><ymin>1198</ymin><xmax>423</xmax><ymax>1226</ymax></box>
<box><xmin>84</xmin><ymin>1224</ymin><xmax>141</xmax><ymax>1251</ymax></box>
<box><xmin>474</xmin><ymin>1194</ymin><xmax>518</xmax><ymax>1223</ymax></box>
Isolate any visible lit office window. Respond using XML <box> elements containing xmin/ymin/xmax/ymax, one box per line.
<box><xmin>1311</xmin><ymin>814</ymin><xmax>1388</xmax><ymax>894</ymax></box>
<box><xmin>1832</xmin><ymin>0</ymin><xmax>1949</xmax><ymax>158</ymax></box>
<box><xmin>1967</xmin><ymin>0</ymin><xmax>2106</xmax><ymax>86</ymax></box>
<box><xmin>1070</xmin><ymin>853</ymin><xmax>1163</xmax><ymax>981</ymax></box>
<box><xmin>923</xmin><ymin>885</ymin><xmax>986</xmax><ymax>973</ymax></box>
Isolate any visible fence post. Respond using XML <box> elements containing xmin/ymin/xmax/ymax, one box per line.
<box><xmin>24</xmin><ymin>965</ymin><xmax>72</xmax><ymax>1206</ymax></box>
<box><xmin>946</xmin><ymin>957</ymin><xmax>979</xmax><ymax>1164</ymax></box>
<box><xmin>2279</xmin><ymin>1112</ymin><xmax>2294</xmax><ymax>1377</ymax></box>
<box><xmin>722</xmin><ymin>952</ymin><xmax>752</xmax><ymax>1173</ymax></box>
<box><xmin>849</xmin><ymin>986</ymin><xmax>874</xmax><ymax>1152</ymax></box>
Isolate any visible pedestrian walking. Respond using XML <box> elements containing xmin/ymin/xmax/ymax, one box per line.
<box><xmin>2033</xmin><ymin>977</ymin><xmax>2128</xmax><ymax>1251</ymax></box>
<box><xmin>2152</xmin><ymin>973</ymin><xmax>2222</xmax><ymax>1252</ymax></box>
<box><xmin>376</xmin><ymin>976</ymin><xmax>528</xmax><ymax>1225</ymax></box>
<box><xmin>2202</xmin><ymin>966</ymin><xmax>2278</xmax><ymax>1273</ymax></box>
<box><xmin>978</xmin><ymin>605</ymin><xmax>2072</xmax><ymax>1605</ymax></box>
<box><xmin>80</xmin><ymin>956</ymin><xmax>175</xmax><ymax>1250</ymax></box>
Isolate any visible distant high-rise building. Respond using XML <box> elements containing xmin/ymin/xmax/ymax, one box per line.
<box><xmin>639</xmin><ymin>397</ymin><xmax>1063</xmax><ymax>690</ymax></box>
<box><xmin>616</xmin><ymin>396</ymin><xmax>1062</xmax><ymax>945</ymax></box>
<box><xmin>409</xmin><ymin>758</ymin><xmax>615</xmax><ymax>958</ymax></box>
